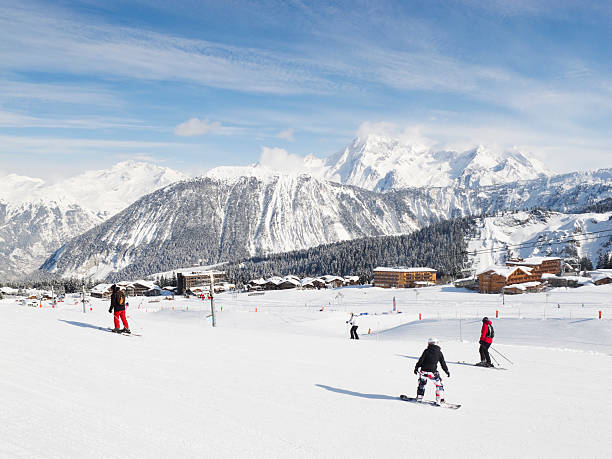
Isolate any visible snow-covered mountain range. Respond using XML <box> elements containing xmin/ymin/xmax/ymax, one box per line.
<box><xmin>41</xmin><ymin>169</ymin><xmax>612</xmax><ymax>280</ymax></box>
<box><xmin>2</xmin><ymin>136</ymin><xmax>610</xmax><ymax>280</ymax></box>
<box><xmin>206</xmin><ymin>135</ymin><xmax>550</xmax><ymax>191</ymax></box>
<box><xmin>0</xmin><ymin>161</ymin><xmax>186</xmax><ymax>278</ymax></box>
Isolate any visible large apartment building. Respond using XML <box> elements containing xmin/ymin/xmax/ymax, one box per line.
<box><xmin>176</xmin><ymin>269</ymin><xmax>227</xmax><ymax>295</ymax></box>
<box><xmin>373</xmin><ymin>267</ymin><xmax>437</xmax><ymax>288</ymax></box>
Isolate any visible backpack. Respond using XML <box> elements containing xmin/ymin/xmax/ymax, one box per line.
<box><xmin>117</xmin><ymin>290</ymin><xmax>125</xmax><ymax>306</ymax></box>
<box><xmin>486</xmin><ymin>323</ymin><xmax>494</xmax><ymax>339</ymax></box>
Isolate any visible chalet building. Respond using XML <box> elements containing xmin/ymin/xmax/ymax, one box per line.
<box><xmin>477</xmin><ymin>266</ymin><xmax>539</xmax><ymax>293</ymax></box>
<box><xmin>320</xmin><ymin>275</ymin><xmax>345</xmax><ymax>288</ymax></box>
<box><xmin>344</xmin><ymin>276</ymin><xmax>360</xmax><ymax>285</ymax></box>
<box><xmin>591</xmin><ymin>270</ymin><xmax>612</xmax><ymax>286</ymax></box>
<box><xmin>277</xmin><ymin>278</ymin><xmax>301</xmax><ymax>290</ymax></box>
<box><xmin>506</xmin><ymin>257</ymin><xmax>562</xmax><ymax>276</ymax></box>
<box><xmin>373</xmin><ymin>267</ymin><xmax>437</xmax><ymax>288</ymax></box>
<box><xmin>132</xmin><ymin>280</ymin><xmax>156</xmax><ymax>296</ymax></box>
<box><xmin>90</xmin><ymin>283</ymin><xmax>113</xmax><ymax>299</ymax></box>
<box><xmin>299</xmin><ymin>278</ymin><xmax>326</xmax><ymax>289</ymax></box>
<box><xmin>176</xmin><ymin>269</ymin><xmax>227</xmax><ymax>295</ymax></box>
<box><xmin>247</xmin><ymin>278</ymin><xmax>266</xmax><ymax>291</ymax></box>
<box><xmin>541</xmin><ymin>274</ymin><xmax>582</xmax><ymax>288</ymax></box>
<box><xmin>503</xmin><ymin>281</ymin><xmax>545</xmax><ymax>295</ymax></box>
<box><xmin>453</xmin><ymin>277</ymin><xmax>478</xmax><ymax>290</ymax></box>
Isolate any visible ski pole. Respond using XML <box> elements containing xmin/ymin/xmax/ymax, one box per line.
<box><xmin>489</xmin><ymin>352</ymin><xmax>500</xmax><ymax>367</ymax></box>
<box><xmin>491</xmin><ymin>346</ymin><xmax>514</xmax><ymax>365</ymax></box>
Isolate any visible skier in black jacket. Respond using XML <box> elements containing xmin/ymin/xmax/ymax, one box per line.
<box><xmin>414</xmin><ymin>337</ymin><xmax>450</xmax><ymax>405</ymax></box>
<box><xmin>108</xmin><ymin>285</ymin><xmax>130</xmax><ymax>334</ymax></box>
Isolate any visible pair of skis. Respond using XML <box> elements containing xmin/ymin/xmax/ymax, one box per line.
<box><xmin>99</xmin><ymin>326</ymin><xmax>142</xmax><ymax>337</ymax></box>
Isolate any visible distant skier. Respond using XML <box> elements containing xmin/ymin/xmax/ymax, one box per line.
<box><xmin>346</xmin><ymin>312</ymin><xmax>359</xmax><ymax>339</ymax></box>
<box><xmin>108</xmin><ymin>285</ymin><xmax>130</xmax><ymax>334</ymax></box>
<box><xmin>478</xmin><ymin>317</ymin><xmax>494</xmax><ymax>367</ymax></box>
<box><xmin>414</xmin><ymin>337</ymin><xmax>450</xmax><ymax>405</ymax></box>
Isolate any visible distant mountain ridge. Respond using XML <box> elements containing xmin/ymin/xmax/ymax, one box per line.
<box><xmin>0</xmin><ymin>161</ymin><xmax>187</xmax><ymax>278</ymax></box>
<box><xmin>206</xmin><ymin>134</ymin><xmax>550</xmax><ymax>191</ymax></box>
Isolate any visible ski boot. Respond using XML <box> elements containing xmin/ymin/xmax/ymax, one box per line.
<box><xmin>112</xmin><ymin>328</ymin><xmax>122</xmax><ymax>333</ymax></box>
<box><xmin>121</xmin><ymin>328</ymin><xmax>131</xmax><ymax>334</ymax></box>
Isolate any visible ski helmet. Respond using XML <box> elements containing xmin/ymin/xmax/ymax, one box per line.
<box><xmin>427</xmin><ymin>337</ymin><xmax>439</xmax><ymax>345</ymax></box>
<box><xmin>483</xmin><ymin>317</ymin><xmax>489</xmax><ymax>322</ymax></box>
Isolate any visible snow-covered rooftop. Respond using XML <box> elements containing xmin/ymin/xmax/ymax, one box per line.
<box><xmin>477</xmin><ymin>266</ymin><xmax>533</xmax><ymax>277</ymax></box>
<box><xmin>176</xmin><ymin>268</ymin><xmax>226</xmax><ymax>276</ymax></box>
<box><xmin>590</xmin><ymin>271</ymin><xmax>612</xmax><ymax>282</ymax></box>
<box><xmin>506</xmin><ymin>256</ymin><xmax>562</xmax><ymax>266</ymax></box>
<box><xmin>91</xmin><ymin>283</ymin><xmax>113</xmax><ymax>294</ymax></box>
<box><xmin>503</xmin><ymin>281</ymin><xmax>542</xmax><ymax>290</ymax></box>
<box><xmin>374</xmin><ymin>267</ymin><xmax>437</xmax><ymax>273</ymax></box>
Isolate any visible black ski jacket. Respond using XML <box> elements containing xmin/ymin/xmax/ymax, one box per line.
<box><xmin>415</xmin><ymin>344</ymin><xmax>449</xmax><ymax>375</ymax></box>
<box><xmin>109</xmin><ymin>290</ymin><xmax>125</xmax><ymax>312</ymax></box>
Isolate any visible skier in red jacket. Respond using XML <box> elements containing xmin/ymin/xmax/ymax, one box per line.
<box><xmin>477</xmin><ymin>317</ymin><xmax>494</xmax><ymax>367</ymax></box>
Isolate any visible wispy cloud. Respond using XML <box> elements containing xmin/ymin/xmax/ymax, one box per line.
<box><xmin>275</xmin><ymin>128</ymin><xmax>295</xmax><ymax>141</ymax></box>
<box><xmin>0</xmin><ymin>134</ymin><xmax>194</xmax><ymax>156</ymax></box>
<box><xmin>0</xmin><ymin>80</ymin><xmax>121</xmax><ymax>106</ymax></box>
<box><xmin>0</xmin><ymin>2</ymin><xmax>335</xmax><ymax>95</ymax></box>
<box><xmin>0</xmin><ymin>110</ymin><xmax>154</xmax><ymax>130</ymax></box>
<box><xmin>174</xmin><ymin>118</ymin><xmax>236</xmax><ymax>136</ymax></box>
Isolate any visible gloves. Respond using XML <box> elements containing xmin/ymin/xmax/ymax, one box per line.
<box><xmin>414</xmin><ymin>369</ymin><xmax>418</xmax><ymax>375</ymax></box>
<box><xmin>445</xmin><ymin>372</ymin><xmax>450</xmax><ymax>378</ymax></box>
<box><xmin>108</xmin><ymin>308</ymin><xmax>112</xmax><ymax>313</ymax></box>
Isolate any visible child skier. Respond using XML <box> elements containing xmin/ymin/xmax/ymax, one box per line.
<box><xmin>346</xmin><ymin>312</ymin><xmax>359</xmax><ymax>339</ymax></box>
<box><xmin>414</xmin><ymin>337</ymin><xmax>450</xmax><ymax>405</ymax></box>
<box><xmin>477</xmin><ymin>317</ymin><xmax>494</xmax><ymax>367</ymax></box>
<box><xmin>108</xmin><ymin>284</ymin><xmax>130</xmax><ymax>334</ymax></box>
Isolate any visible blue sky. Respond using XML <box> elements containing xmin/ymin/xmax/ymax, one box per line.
<box><xmin>1</xmin><ymin>0</ymin><xmax>611</xmax><ymax>179</ymax></box>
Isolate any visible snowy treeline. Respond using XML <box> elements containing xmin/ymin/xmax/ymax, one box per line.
<box><xmin>224</xmin><ymin>218</ymin><xmax>475</xmax><ymax>286</ymax></box>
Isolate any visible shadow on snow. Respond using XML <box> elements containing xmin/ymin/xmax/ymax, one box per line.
<box><xmin>315</xmin><ymin>384</ymin><xmax>397</xmax><ymax>400</ymax></box>
<box><xmin>58</xmin><ymin>319</ymin><xmax>104</xmax><ymax>330</ymax></box>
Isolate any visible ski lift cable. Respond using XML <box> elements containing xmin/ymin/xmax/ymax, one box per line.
<box><xmin>467</xmin><ymin>232</ymin><xmax>612</xmax><ymax>255</ymax></box>
<box><xmin>464</xmin><ymin>229</ymin><xmax>612</xmax><ymax>255</ymax></box>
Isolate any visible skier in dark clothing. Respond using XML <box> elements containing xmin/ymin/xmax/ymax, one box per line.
<box><xmin>108</xmin><ymin>285</ymin><xmax>130</xmax><ymax>334</ymax></box>
<box><xmin>478</xmin><ymin>317</ymin><xmax>494</xmax><ymax>367</ymax></box>
<box><xmin>346</xmin><ymin>312</ymin><xmax>359</xmax><ymax>339</ymax></box>
<box><xmin>414</xmin><ymin>337</ymin><xmax>450</xmax><ymax>405</ymax></box>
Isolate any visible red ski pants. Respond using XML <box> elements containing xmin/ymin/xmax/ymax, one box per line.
<box><xmin>113</xmin><ymin>310</ymin><xmax>129</xmax><ymax>329</ymax></box>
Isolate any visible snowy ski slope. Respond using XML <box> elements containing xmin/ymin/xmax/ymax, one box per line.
<box><xmin>2</xmin><ymin>284</ymin><xmax>611</xmax><ymax>458</ymax></box>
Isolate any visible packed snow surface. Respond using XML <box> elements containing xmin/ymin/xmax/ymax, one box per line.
<box><xmin>2</xmin><ymin>284</ymin><xmax>612</xmax><ymax>458</ymax></box>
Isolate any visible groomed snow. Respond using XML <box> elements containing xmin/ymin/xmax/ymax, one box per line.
<box><xmin>2</xmin><ymin>284</ymin><xmax>612</xmax><ymax>458</ymax></box>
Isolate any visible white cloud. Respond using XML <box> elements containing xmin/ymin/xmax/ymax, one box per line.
<box><xmin>257</xmin><ymin>146</ymin><xmax>310</xmax><ymax>173</ymax></box>
<box><xmin>174</xmin><ymin>118</ymin><xmax>226</xmax><ymax>136</ymax></box>
<box><xmin>275</xmin><ymin>128</ymin><xmax>295</xmax><ymax>141</ymax></box>
<box><xmin>356</xmin><ymin>121</ymin><xmax>398</xmax><ymax>139</ymax></box>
